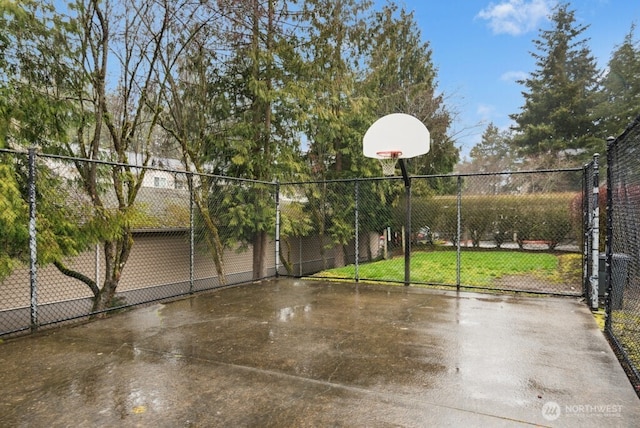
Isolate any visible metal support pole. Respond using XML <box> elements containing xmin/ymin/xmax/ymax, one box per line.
<box><xmin>590</xmin><ymin>154</ymin><xmax>600</xmax><ymax>310</ymax></box>
<box><xmin>354</xmin><ymin>179</ymin><xmax>360</xmax><ymax>282</ymax></box>
<box><xmin>28</xmin><ymin>148</ymin><xmax>38</xmax><ymax>332</ymax></box>
<box><xmin>275</xmin><ymin>181</ymin><xmax>281</xmax><ymax>278</ymax></box>
<box><xmin>456</xmin><ymin>175</ymin><xmax>462</xmax><ymax>290</ymax></box>
<box><xmin>298</xmin><ymin>235</ymin><xmax>302</xmax><ymax>277</ymax></box>
<box><xmin>582</xmin><ymin>164</ymin><xmax>589</xmax><ymax>299</ymax></box>
<box><xmin>189</xmin><ymin>174</ymin><xmax>195</xmax><ymax>294</ymax></box>
<box><xmin>95</xmin><ymin>243</ymin><xmax>100</xmax><ymax>288</ymax></box>
<box><xmin>605</xmin><ymin>138</ymin><xmax>616</xmax><ymax>330</ymax></box>
<box><xmin>399</xmin><ymin>159</ymin><xmax>411</xmax><ymax>286</ymax></box>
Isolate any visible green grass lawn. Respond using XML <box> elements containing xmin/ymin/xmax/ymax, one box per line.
<box><xmin>316</xmin><ymin>250</ymin><xmax>580</xmax><ymax>287</ymax></box>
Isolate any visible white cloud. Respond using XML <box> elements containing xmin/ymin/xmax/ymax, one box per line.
<box><xmin>476</xmin><ymin>0</ymin><xmax>553</xmax><ymax>36</ymax></box>
<box><xmin>500</xmin><ymin>70</ymin><xmax>528</xmax><ymax>82</ymax></box>
<box><xmin>477</xmin><ymin>103</ymin><xmax>496</xmax><ymax>120</ymax></box>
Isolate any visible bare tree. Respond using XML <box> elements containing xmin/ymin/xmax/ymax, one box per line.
<box><xmin>57</xmin><ymin>0</ymin><xmax>178</xmax><ymax>311</ymax></box>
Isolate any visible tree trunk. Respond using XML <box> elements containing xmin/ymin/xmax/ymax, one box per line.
<box><xmin>193</xmin><ymin>191</ymin><xmax>226</xmax><ymax>285</ymax></box>
<box><xmin>252</xmin><ymin>230</ymin><xmax>268</xmax><ymax>280</ymax></box>
<box><xmin>279</xmin><ymin>237</ymin><xmax>293</xmax><ymax>275</ymax></box>
<box><xmin>334</xmin><ymin>244</ymin><xmax>345</xmax><ymax>268</ymax></box>
<box><xmin>92</xmin><ymin>233</ymin><xmax>133</xmax><ymax>313</ymax></box>
<box><xmin>93</xmin><ymin>278</ymin><xmax>119</xmax><ymax>314</ymax></box>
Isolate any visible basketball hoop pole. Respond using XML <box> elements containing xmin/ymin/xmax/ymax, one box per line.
<box><xmin>363</xmin><ymin>113</ymin><xmax>430</xmax><ymax>287</ymax></box>
<box><xmin>399</xmin><ymin>159</ymin><xmax>411</xmax><ymax>286</ymax></box>
<box><xmin>398</xmin><ymin>158</ymin><xmax>410</xmax><ymax>188</ymax></box>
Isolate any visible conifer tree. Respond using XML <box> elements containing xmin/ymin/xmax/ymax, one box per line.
<box><xmin>510</xmin><ymin>3</ymin><xmax>601</xmax><ymax>167</ymax></box>
<box><xmin>596</xmin><ymin>24</ymin><xmax>640</xmax><ymax>138</ymax></box>
<box><xmin>364</xmin><ymin>3</ymin><xmax>457</xmax><ymax>181</ymax></box>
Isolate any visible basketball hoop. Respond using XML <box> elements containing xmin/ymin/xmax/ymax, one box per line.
<box><xmin>376</xmin><ymin>151</ymin><xmax>402</xmax><ymax>176</ymax></box>
<box><xmin>362</xmin><ymin>114</ymin><xmax>430</xmax><ymax>287</ymax></box>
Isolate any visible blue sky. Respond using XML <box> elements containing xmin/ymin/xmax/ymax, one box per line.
<box><xmin>393</xmin><ymin>0</ymin><xmax>640</xmax><ymax>159</ymax></box>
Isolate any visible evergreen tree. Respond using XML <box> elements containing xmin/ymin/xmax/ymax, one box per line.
<box><xmin>510</xmin><ymin>3</ymin><xmax>601</xmax><ymax>167</ymax></box>
<box><xmin>596</xmin><ymin>24</ymin><xmax>640</xmax><ymax>138</ymax></box>
<box><xmin>211</xmin><ymin>0</ymin><xmax>308</xmax><ymax>279</ymax></box>
<box><xmin>301</xmin><ymin>0</ymin><xmax>373</xmax><ymax>181</ymax></box>
<box><xmin>469</xmin><ymin>123</ymin><xmax>516</xmax><ymax>173</ymax></box>
<box><xmin>462</xmin><ymin>123</ymin><xmax>519</xmax><ymax>194</ymax></box>
<box><xmin>0</xmin><ymin>1</ymin><xmax>100</xmax><ymax>286</ymax></box>
<box><xmin>298</xmin><ymin>0</ymin><xmax>373</xmax><ymax>267</ymax></box>
<box><xmin>363</xmin><ymin>3</ymin><xmax>458</xmax><ymax>181</ymax></box>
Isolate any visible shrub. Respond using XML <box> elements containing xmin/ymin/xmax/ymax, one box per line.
<box><xmin>432</xmin><ymin>193</ymin><xmax>579</xmax><ymax>248</ymax></box>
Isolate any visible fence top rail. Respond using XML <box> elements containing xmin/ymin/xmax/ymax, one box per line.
<box><xmin>280</xmin><ymin>176</ymin><xmax>402</xmax><ymax>185</ymax></box>
<box><xmin>417</xmin><ymin>167</ymin><xmax>584</xmax><ymax>179</ymax></box>
<box><xmin>280</xmin><ymin>166</ymin><xmax>584</xmax><ymax>186</ymax></box>
<box><xmin>0</xmin><ymin>148</ymin><xmax>274</xmax><ymax>186</ymax></box>
<box><xmin>2</xmin><ymin>148</ymin><xmax>584</xmax><ymax>187</ymax></box>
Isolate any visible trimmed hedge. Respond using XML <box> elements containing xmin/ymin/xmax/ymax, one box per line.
<box><xmin>427</xmin><ymin>193</ymin><xmax>580</xmax><ymax>249</ymax></box>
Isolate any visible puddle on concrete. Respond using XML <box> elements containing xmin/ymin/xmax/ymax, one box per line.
<box><xmin>2</xmin><ymin>278</ymin><xmax>638</xmax><ymax>427</ymax></box>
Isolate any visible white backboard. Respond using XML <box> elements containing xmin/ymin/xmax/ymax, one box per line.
<box><xmin>362</xmin><ymin>113</ymin><xmax>430</xmax><ymax>159</ymax></box>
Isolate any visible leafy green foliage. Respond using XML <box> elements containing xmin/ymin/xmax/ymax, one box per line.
<box><xmin>301</xmin><ymin>0</ymin><xmax>374</xmax><ymax>182</ymax></box>
<box><xmin>278</xmin><ymin>200</ymin><xmax>314</xmax><ymax>274</ymax></box>
<box><xmin>297</xmin><ymin>0</ymin><xmax>457</xmax><ymax>264</ymax></box>
<box><xmin>206</xmin><ymin>181</ymin><xmax>276</xmax><ymax>252</ymax></box>
<box><xmin>0</xmin><ymin>161</ymin><xmax>29</xmax><ymax>279</ymax></box>
<box><xmin>0</xmin><ymin>152</ymin><xmax>102</xmax><ymax>280</ymax></box>
<box><xmin>431</xmin><ymin>193</ymin><xmax>578</xmax><ymax>249</ymax></box>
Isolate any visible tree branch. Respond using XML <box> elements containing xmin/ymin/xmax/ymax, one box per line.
<box><xmin>53</xmin><ymin>259</ymin><xmax>100</xmax><ymax>298</ymax></box>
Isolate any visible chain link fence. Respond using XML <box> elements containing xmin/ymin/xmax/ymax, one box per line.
<box><xmin>280</xmin><ymin>167</ymin><xmax>586</xmax><ymax>296</ymax></box>
<box><xmin>1</xmin><ymin>148</ymin><xmax>592</xmax><ymax>338</ymax></box>
<box><xmin>606</xmin><ymin>115</ymin><xmax>640</xmax><ymax>392</ymax></box>
<box><xmin>6</xmin><ymin>142</ymin><xmax>640</xmax><ymax>392</ymax></box>
<box><xmin>0</xmin><ymin>149</ymin><xmax>276</xmax><ymax>337</ymax></box>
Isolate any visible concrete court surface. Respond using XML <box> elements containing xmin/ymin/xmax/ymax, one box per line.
<box><xmin>1</xmin><ymin>278</ymin><xmax>639</xmax><ymax>427</ymax></box>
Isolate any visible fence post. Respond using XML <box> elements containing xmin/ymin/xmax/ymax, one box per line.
<box><xmin>456</xmin><ymin>175</ymin><xmax>462</xmax><ymax>291</ymax></box>
<box><xmin>589</xmin><ymin>154</ymin><xmax>600</xmax><ymax>310</ymax></box>
<box><xmin>189</xmin><ymin>173</ymin><xmax>195</xmax><ymax>294</ymax></box>
<box><xmin>95</xmin><ymin>243</ymin><xmax>100</xmax><ymax>290</ymax></box>
<box><xmin>275</xmin><ymin>180</ymin><xmax>280</xmax><ymax>278</ymax></box>
<box><xmin>354</xmin><ymin>179</ymin><xmax>360</xmax><ymax>282</ymax></box>
<box><xmin>605</xmin><ymin>138</ymin><xmax>616</xmax><ymax>330</ymax></box>
<box><xmin>582</xmin><ymin>163</ymin><xmax>589</xmax><ymax>299</ymax></box>
<box><xmin>28</xmin><ymin>148</ymin><xmax>38</xmax><ymax>332</ymax></box>
<box><xmin>299</xmin><ymin>235</ymin><xmax>303</xmax><ymax>277</ymax></box>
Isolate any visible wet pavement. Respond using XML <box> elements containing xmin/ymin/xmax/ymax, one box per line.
<box><xmin>1</xmin><ymin>278</ymin><xmax>639</xmax><ymax>427</ymax></box>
